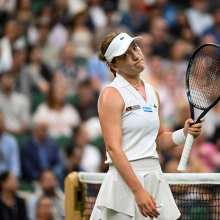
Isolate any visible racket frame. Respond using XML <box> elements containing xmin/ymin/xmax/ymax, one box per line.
<box><xmin>186</xmin><ymin>43</ymin><xmax>220</xmax><ymax>123</ymax></box>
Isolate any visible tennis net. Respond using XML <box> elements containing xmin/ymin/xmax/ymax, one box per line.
<box><xmin>65</xmin><ymin>172</ymin><xmax>220</xmax><ymax>220</ymax></box>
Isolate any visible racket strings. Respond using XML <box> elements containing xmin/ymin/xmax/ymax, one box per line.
<box><xmin>188</xmin><ymin>45</ymin><xmax>220</xmax><ymax>109</ymax></box>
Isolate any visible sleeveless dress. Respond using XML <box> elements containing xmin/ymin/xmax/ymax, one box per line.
<box><xmin>90</xmin><ymin>73</ymin><xmax>180</xmax><ymax>220</ymax></box>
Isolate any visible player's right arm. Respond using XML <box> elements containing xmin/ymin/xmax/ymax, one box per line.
<box><xmin>98</xmin><ymin>87</ymin><xmax>160</xmax><ymax>218</ymax></box>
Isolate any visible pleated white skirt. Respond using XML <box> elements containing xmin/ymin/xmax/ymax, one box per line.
<box><xmin>90</xmin><ymin>158</ymin><xmax>181</xmax><ymax>220</ymax></box>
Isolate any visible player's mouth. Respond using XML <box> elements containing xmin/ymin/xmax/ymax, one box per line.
<box><xmin>134</xmin><ymin>59</ymin><xmax>143</xmax><ymax>66</ymax></box>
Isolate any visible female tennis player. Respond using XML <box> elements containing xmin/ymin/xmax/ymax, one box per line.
<box><xmin>90</xmin><ymin>32</ymin><xmax>205</xmax><ymax>220</ymax></box>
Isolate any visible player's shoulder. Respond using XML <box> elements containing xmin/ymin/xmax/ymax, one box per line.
<box><xmin>100</xmin><ymin>86</ymin><xmax>123</xmax><ymax>104</ymax></box>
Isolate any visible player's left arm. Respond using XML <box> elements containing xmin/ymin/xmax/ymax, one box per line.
<box><xmin>153</xmin><ymin>88</ymin><xmax>204</xmax><ymax>151</ymax></box>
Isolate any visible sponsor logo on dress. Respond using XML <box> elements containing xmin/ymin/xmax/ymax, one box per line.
<box><xmin>120</xmin><ymin>37</ymin><xmax>125</xmax><ymax>40</ymax></box>
<box><xmin>126</xmin><ymin>105</ymin><xmax>141</xmax><ymax>112</ymax></box>
<box><xmin>143</xmin><ymin>107</ymin><xmax>153</xmax><ymax>112</ymax></box>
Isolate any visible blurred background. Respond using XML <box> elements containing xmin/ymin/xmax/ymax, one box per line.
<box><xmin>0</xmin><ymin>0</ymin><xmax>220</xmax><ymax>219</ymax></box>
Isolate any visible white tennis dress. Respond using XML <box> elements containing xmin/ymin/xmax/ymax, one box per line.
<box><xmin>90</xmin><ymin>73</ymin><xmax>181</xmax><ymax>220</ymax></box>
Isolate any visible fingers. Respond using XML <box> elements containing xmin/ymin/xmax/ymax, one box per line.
<box><xmin>139</xmin><ymin>201</ymin><xmax>160</xmax><ymax>219</ymax></box>
<box><xmin>200</xmin><ymin>117</ymin><xmax>205</xmax><ymax>122</ymax></box>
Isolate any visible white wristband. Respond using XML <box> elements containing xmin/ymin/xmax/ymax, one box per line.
<box><xmin>172</xmin><ymin>129</ymin><xmax>186</xmax><ymax>146</ymax></box>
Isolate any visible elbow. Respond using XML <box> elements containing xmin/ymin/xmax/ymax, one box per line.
<box><xmin>106</xmin><ymin>145</ymin><xmax>121</xmax><ymax>156</ymax></box>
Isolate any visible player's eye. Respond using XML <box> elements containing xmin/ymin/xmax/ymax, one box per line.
<box><xmin>124</xmin><ymin>53</ymin><xmax>128</xmax><ymax>57</ymax></box>
<box><xmin>134</xmin><ymin>44</ymin><xmax>138</xmax><ymax>50</ymax></box>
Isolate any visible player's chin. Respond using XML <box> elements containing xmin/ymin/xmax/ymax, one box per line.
<box><xmin>135</xmin><ymin>64</ymin><xmax>145</xmax><ymax>72</ymax></box>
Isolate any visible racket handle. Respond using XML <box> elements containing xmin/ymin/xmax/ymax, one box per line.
<box><xmin>177</xmin><ymin>133</ymin><xmax>194</xmax><ymax>172</ymax></box>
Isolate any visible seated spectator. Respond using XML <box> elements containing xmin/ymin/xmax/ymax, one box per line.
<box><xmin>203</xmin><ymin>7</ymin><xmax>220</xmax><ymax>45</ymax></box>
<box><xmin>35</xmin><ymin>196</ymin><xmax>53</xmax><ymax>220</ymax></box>
<box><xmin>74</xmin><ymin>79</ymin><xmax>99</xmax><ymax>121</ymax></box>
<box><xmin>54</xmin><ymin>144</ymin><xmax>85</xmax><ymax>191</ymax></box>
<box><xmin>0</xmin><ymin>171</ymin><xmax>28</xmax><ymax>220</ymax></box>
<box><xmin>162</xmin><ymin>39</ymin><xmax>188</xmax><ymax>86</ymax></box>
<box><xmin>27</xmin><ymin>169</ymin><xmax>64</xmax><ymax>220</ymax></box>
<box><xmin>54</xmin><ymin>42</ymin><xmax>88</xmax><ymax>95</ymax></box>
<box><xmin>0</xmin><ymin>72</ymin><xmax>30</xmax><ymax>135</ymax></box>
<box><xmin>0</xmin><ymin>111</ymin><xmax>20</xmax><ymax>177</ymax></box>
<box><xmin>18</xmin><ymin>43</ymin><xmax>51</xmax><ymax>99</ymax></box>
<box><xmin>0</xmin><ymin>20</ymin><xmax>20</xmax><ymax>72</ymax></box>
<box><xmin>74</xmin><ymin>123</ymin><xmax>102</xmax><ymax>173</ymax></box>
<box><xmin>185</xmin><ymin>0</ymin><xmax>213</xmax><ymax>37</ymax></box>
<box><xmin>154</xmin><ymin>0</ymin><xmax>178</xmax><ymax>27</ymax></box>
<box><xmin>149</xmin><ymin>17</ymin><xmax>172</xmax><ymax>57</ymax></box>
<box><xmin>120</xmin><ymin>0</ymin><xmax>147</xmax><ymax>34</ymax></box>
<box><xmin>70</xmin><ymin>10</ymin><xmax>93</xmax><ymax>60</ymax></box>
<box><xmin>35</xmin><ymin>16</ymin><xmax>61</xmax><ymax>69</ymax></box>
<box><xmin>20</xmin><ymin>120</ymin><xmax>61</xmax><ymax>182</ymax></box>
<box><xmin>32</xmin><ymin>83</ymin><xmax>81</xmax><ymax>138</ymax></box>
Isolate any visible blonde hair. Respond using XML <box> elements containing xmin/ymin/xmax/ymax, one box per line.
<box><xmin>98</xmin><ymin>32</ymin><xmax>120</xmax><ymax>77</ymax></box>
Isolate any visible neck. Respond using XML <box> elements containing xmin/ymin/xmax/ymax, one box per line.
<box><xmin>2</xmin><ymin>190</ymin><xmax>14</xmax><ymax>205</ymax></box>
<box><xmin>52</xmin><ymin>103</ymin><xmax>63</xmax><ymax>110</ymax></box>
<box><xmin>118</xmin><ymin>72</ymin><xmax>141</xmax><ymax>86</ymax></box>
<box><xmin>2</xmin><ymin>89</ymin><xmax>12</xmax><ymax>97</ymax></box>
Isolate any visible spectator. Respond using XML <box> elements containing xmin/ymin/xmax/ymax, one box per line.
<box><xmin>35</xmin><ymin>196</ymin><xmax>53</xmax><ymax>220</ymax></box>
<box><xmin>35</xmin><ymin>16</ymin><xmax>60</xmax><ymax>69</ymax></box>
<box><xmin>185</xmin><ymin>0</ymin><xmax>213</xmax><ymax>37</ymax></box>
<box><xmin>189</xmin><ymin>132</ymin><xmax>220</xmax><ymax>173</ymax></box>
<box><xmin>88</xmin><ymin>0</ymin><xmax>107</xmax><ymax>30</ymax></box>
<box><xmin>53</xmin><ymin>0</ymin><xmax>70</xmax><ymax>25</ymax></box>
<box><xmin>158</xmin><ymin>69</ymin><xmax>186</xmax><ymax>124</ymax></box>
<box><xmin>146</xmin><ymin>55</ymin><xmax>164</xmax><ymax>89</ymax></box>
<box><xmin>74</xmin><ymin>79</ymin><xmax>99</xmax><ymax>121</ymax></box>
<box><xmin>11</xmin><ymin>45</ymin><xmax>28</xmax><ymax>84</ymax></box>
<box><xmin>137</xmin><ymin>33</ymin><xmax>153</xmax><ymax>80</ymax></box>
<box><xmin>33</xmin><ymin>83</ymin><xmax>81</xmax><ymax>138</ymax></box>
<box><xmin>20</xmin><ymin>120</ymin><xmax>61</xmax><ymax>182</ymax></box>
<box><xmin>18</xmin><ymin>43</ymin><xmax>51</xmax><ymax>99</ymax></box>
<box><xmin>120</xmin><ymin>0</ymin><xmax>147</xmax><ymax>34</ymax></box>
<box><xmin>55</xmin><ymin>42</ymin><xmax>88</xmax><ymax>94</ymax></box>
<box><xmin>171</xmin><ymin>11</ymin><xmax>191</xmax><ymax>38</ymax></box>
<box><xmin>27</xmin><ymin>169</ymin><xmax>64</xmax><ymax>220</ymax></box>
<box><xmin>155</xmin><ymin>0</ymin><xmax>178</xmax><ymax>27</ymax></box>
<box><xmin>0</xmin><ymin>20</ymin><xmax>20</xmax><ymax>72</ymax></box>
<box><xmin>74</xmin><ymin>123</ymin><xmax>102</xmax><ymax>173</ymax></box>
<box><xmin>0</xmin><ymin>72</ymin><xmax>30</xmax><ymax>135</ymax></box>
<box><xmin>0</xmin><ymin>111</ymin><xmax>20</xmax><ymax>177</ymax></box>
<box><xmin>162</xmin><ymin>39</ymin><xmax>188</xmax><ymax>86</ymax></box>
<box><xmin>0</xmin><ymin>171</ymin><xmax>28</xmax><ymax>220</ymax></box>
<box><xmin>203</xmin><ymin>7</ymin><xmax>220</xmax><ymax>45</ymax></box>
<box><xmin>54</xmin><ymin>144</ymin><xmax>85</xmax><ymax>191</ymax></box>
<box><xmin>149</xmin><ymin>16</ymin><xmax>172</xmax><ymax>57</ymax></box>
<box><xmin>12</xmin><ymin>0</ymin><xmax>33</xmax><ymax>37</ymax></box>
<box><xmin>70</xmin><ymin>10</ymin><xmax>93</xmax><ymax>60</ymax></box>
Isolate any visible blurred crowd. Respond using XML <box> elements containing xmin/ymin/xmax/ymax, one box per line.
<box><xmin>0</xmin><ymin>0</ymin><xmax>220</xmax><ymax>219</ymax></box>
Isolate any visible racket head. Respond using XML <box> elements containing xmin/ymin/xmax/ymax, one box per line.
<box><xmin>186</xmin><ymin>43</ymin><xmax>220</xmax><ymax>114</ymax></box>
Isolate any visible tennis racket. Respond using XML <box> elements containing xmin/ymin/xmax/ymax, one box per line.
<box><xmin>177</xmin><ymin>43</ymin><xmax>220</xmax><ymax>172</ymax></box>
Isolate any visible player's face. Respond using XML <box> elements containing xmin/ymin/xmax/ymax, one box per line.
<box><xmin>111</xmin><ymin>41</ymin><xmax>145</xmax><ymax>76</ymax></box>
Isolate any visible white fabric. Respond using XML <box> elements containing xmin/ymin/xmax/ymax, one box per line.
<box><xmin>99</xmin><ymin>73</ymin><xmax>160</xmax><ymax>164</ymax></box>
<box><xmin>80</xmin><ymin>144</ymin><xmax>102</xmax><ymax>172</ymax></box>
<box><xmin>90</xmin><ymin>158</ymin><xmax>181</xmax><ymax>220</ymax></box>
<box><xmin>172</xmin><ymin>128</ymin><xmax>186</xmax><ymax>146</ymax></box>
<box><xmin>104</xmin><ymin>33</ymin><xmax>142</xmax><ymax>63</ymax></box>
<box><xmin>0</xmin><ymin>92</ymin><xmax>30</xmax><ymax>130</ymax></box>
<box><xmin>185</xmin><ymin>8</ymin><xmax>213</xmax><ymax>37</ymax></box>
<box><xmin>32</xmin><ymin>103</ymin><xmax>81</xmax><ymax>138</ymax></box>
<box><xmin>0</xmin><ymin>37</ymin><xmax>13</xmax><ymax>72</ymax></box>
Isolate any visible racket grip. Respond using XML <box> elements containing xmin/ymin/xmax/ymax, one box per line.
<box><xmin>177</xmin><ymin>133</ymin><xmax>194</xmax><ymax>172</ymax></box>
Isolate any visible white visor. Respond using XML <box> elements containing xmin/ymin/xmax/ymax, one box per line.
<box><xmin>104</xmin><ymin>33</ymin><xmax>143</xmax><ymax>63</ymax></box>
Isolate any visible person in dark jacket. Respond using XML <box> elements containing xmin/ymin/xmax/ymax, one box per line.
<box><xmin>20</xmin><ymin>120</ymin><xmax>61</xmax><ymax>182</ymax></box>
<box><xmin>0</xmin><ymin>171</ymin><xmax>28</xmax><ymax>220</ymax></box>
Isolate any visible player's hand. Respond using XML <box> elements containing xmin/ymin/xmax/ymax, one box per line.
<box><xmin>134</xmin><ymin>187</ymin><xmax>160</xmax><ymax>218</ymax></box>
<box><xmin>183</xmin><ymin>117</ymin><xmax>205</xmax><ymax>139</ymax></box>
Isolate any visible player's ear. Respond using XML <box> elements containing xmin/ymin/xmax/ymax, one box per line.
<box><xmin>109</xmin><ymin>62</ymin><xmax>119</xmax><ymax>73</ymax></box>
